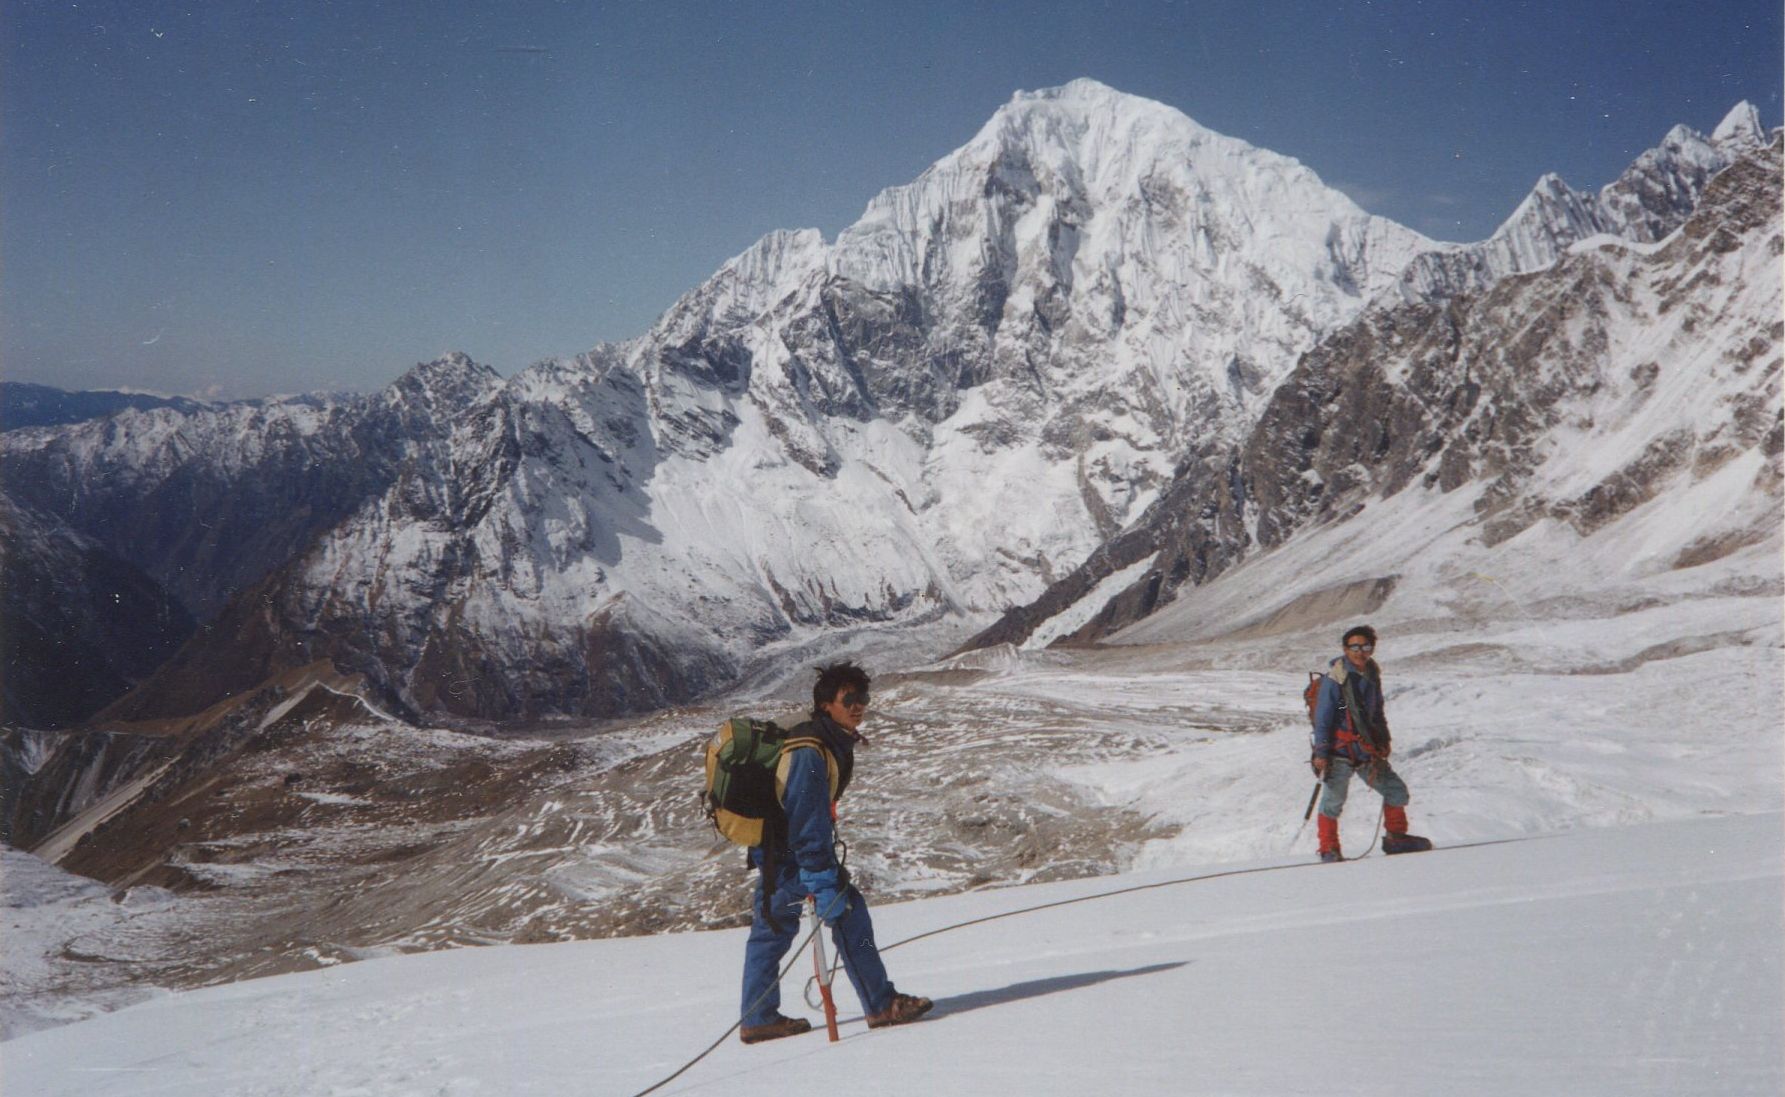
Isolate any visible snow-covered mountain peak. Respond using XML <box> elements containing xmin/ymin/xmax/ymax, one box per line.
<box><xmin>721</xmin><ymin>226</ymin><xmax>827</xmax><ymax>285</ymax></box>
<box><xmin>119</xmin><ymin>78</ymin><xmax>1432</xmax><ymax>722</ymax></box>
<box><xmin>1009</xmin><ymin>75</ymin><xmax>1132</xmax><ymax>106</ymax></box>
<box><xmin>924</xmin><ymin>78</ymin><xmax>1355</xmax><ymax>217</ymax></box>
<box><xmin>1713</xmin><ymin>100</ymin><xmax>1766</xmax><ymax>150</ymax></box>
<box><xmin>829</xmin><ymin>78</ymin><xmax>1431</xmax><ymax>318</ymax></box>
<box><xmin>385</xmin><ymin>353</ymin><xmax>503</xmax><ymax>413</ymax></box>
<box><xmin>633</xmin><ymin>228</ymin><xmax>832</xmax><ymax>369</ymax></box>
<box><xmin>1393</xmin><ymin>108</ymin><xmax>1766</xmax><ymax>302</ymax></box>
<box><xmin>401</xmin><ymin>350</ymin><xmax>496</xmax><ymax>384</ymax></box>
<box><xmin>978</xmin><ymin>76</ymin><xmax>1210</xmax><ymax>155</ymax></box>
<box><xmin>986</xmin><ymin>77</ymin><xmax>1231</xmax><ymax>151</ymax></box>
<box><xmin>116</xmin><ymin>79</ymin><xmax>1453</xmax><ymax>720</ymax></box>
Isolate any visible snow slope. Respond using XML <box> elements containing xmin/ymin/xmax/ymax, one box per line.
<box><xmin>6</xmin><ymin>812</ymin><xmax>1778</xmax><ymax>1096</ymax></box>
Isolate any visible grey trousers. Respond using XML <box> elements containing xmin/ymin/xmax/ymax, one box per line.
<box><xmin>1319</xmin><ymin>757</ymin><xmax>1410</xmax><ymax>819</ymax></box>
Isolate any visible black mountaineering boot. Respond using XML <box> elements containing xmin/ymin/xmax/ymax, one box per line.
<box><xmin>1382</xmin><ymin>833</ymin><xmax>1433</xmax><ymax>855</ymax></box>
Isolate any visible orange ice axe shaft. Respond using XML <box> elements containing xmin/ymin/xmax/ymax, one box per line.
<box><xmin>809</xmin><ymin>896</ymin><xmax>840</xmax><ymax>1042</ymax></box>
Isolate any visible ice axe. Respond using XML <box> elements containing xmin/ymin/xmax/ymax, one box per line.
<box><xmin>807</xmin><ymin>896</ymin><xmax>840</xmax><ymax>1042</ymax></box>
<box><xmin>1290</xmin><ymin>778</ymin><xmax>1323</xmax><ymax>850</ymax></box>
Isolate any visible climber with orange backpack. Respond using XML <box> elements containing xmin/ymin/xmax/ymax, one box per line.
<box><xmin>1307</xmin><ymin>625</ymin><xmax>1432</xmax><ymax>862</ymax></box>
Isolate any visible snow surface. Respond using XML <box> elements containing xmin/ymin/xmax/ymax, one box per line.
<box><xmin>5</xmin><ymin>813</ymin><xmax>1778</xmax><ymax>1096</ymax></box>
<box><xmin>0</xmin><ymin>848</ymin><xmax>165</xmax><ymax>1034</ymax></box>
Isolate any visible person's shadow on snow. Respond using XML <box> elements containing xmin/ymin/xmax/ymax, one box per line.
<box><xmin>929</xmin><ymin>961</ymin><xmax>1189</xmax><ymax>1019</ymax></box>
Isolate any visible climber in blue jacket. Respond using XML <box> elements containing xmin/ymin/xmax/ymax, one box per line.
<box><xmin>738</xmin><ymin>661</ymin><xmax>932</xmax><ymax>1044</ymax></box>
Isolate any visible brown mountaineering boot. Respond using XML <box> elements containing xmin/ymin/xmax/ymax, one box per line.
<box><xmin>739</xmin><ymin>1014</ymin><xmax>813</xmax><ymax>1044</ymax></box>
<box><xmin>866</xmin><ymin>992</ymin><xmax>934</xmax><ymax>1029</ymax></box>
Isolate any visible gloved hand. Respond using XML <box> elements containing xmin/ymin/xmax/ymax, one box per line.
<box><xmin>800</xmin><ymin>867</ymin><xmax>849</xmax><ymax>926</ymax></box>
<box><xmin>1310</xmin><ymin>755</ymin><xmax>1329</xmax><ymax>779</ymax></box>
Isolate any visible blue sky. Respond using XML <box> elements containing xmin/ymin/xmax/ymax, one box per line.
<box><xmin>3</xmin><ymin>1</ymin><xmax>1778</xmax><ymax>399</ymax></box>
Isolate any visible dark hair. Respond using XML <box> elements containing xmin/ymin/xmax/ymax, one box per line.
<box><xmin>1342</xmin><ymin>624</ymin><xmax>1378</xmax><ymax>647</ymax></box>
<box><xmin>812</xmin><ymin>661</ymin><xmax>871</xmax><ymax>713</ymax></box>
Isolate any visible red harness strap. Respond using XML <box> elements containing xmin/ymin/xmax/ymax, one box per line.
<box><xmin>1334</xmin><ymin>724</ymin><xmax>1385</xmax><ymax>760</ymax></box>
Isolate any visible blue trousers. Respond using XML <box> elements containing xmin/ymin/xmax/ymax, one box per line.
<box><xmin>741</xmin><ymin>864</ymin><xmax>894</xmax><ymax>1026</ymax></box>
<box><xmin>1319</xmin><ymin>756</ymin><xmax>1410</xmax><ymax>818</ymax></box>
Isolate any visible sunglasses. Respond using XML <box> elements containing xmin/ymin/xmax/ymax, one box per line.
<box><xmin>841</xmin><ymin>690</ymin><xmax>870</xmax><ymax>709</ymax></box>
<box><xmin>1346</xmin><ymin>643</ymin><xmax>1376</xmax><ymax>652</ymax></box>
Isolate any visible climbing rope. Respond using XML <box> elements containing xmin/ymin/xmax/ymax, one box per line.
<box><xmin>1355</xmin><ymin>803</ymin><xmax>1385</xmax><ymax>859</ymax></box>
<box><xmin>632</xmin><ymin>849</ymin><xmax>1357</xmax><ymax>1097</ymax></box>
<box><xmin>627</xmin><ymin>912</ymin><xmax>825</xmax><ymax>1097</ymax></box>
<box><xmin>627</xmin><ymin>828</ymin><xmax>1520</xmax><ymax>1097</ymax></box>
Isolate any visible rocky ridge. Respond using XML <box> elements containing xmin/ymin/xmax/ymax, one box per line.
<box><xmin>1393</xmin><ymin>101</ymin><xmax>1767</xmax><ymax>302</ymax></box>
<box><xmin>0</xmin><ymin>495</ymin><xmax>194</xmax><ymax>729</ymax></box>
<box><xmin>970</xmin><ymin>133</ymin><xmax>1782</xmax><ymax>650</ymax></box>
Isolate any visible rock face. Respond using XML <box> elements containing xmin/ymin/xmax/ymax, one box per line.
<box><xmin>0</xmin><ymin>355</ymin><xmax>502</xmax><ymax>623</ymax></box>
<box><xmin>0</xmin><ymin>495</ymin><xmax>195</xmax><ymax>728</ymax></box>
<box><xmin>3</xmin><ymin>85</ymin><xmax>1772</xmax><ymax>722</ymax></box>
<box><xmin>0</xmin><ymin>724</ymin><xmax>174</xmax><ymax>847</ymax></box>
<box><xmin>971</xmin><ymin>134</ymin><xmax>1782</xmax><ymax>649</ymax></box>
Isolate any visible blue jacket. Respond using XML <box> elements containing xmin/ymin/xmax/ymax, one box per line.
<box><xmin>1311</xmin><ymin>658</ymin><xmax>1389</xmax><ymax>763</ymax></box>
<box><xmin>750</xmin><ymin>713</ymin><xmax>856</xmax><ymax>879</ymax></box>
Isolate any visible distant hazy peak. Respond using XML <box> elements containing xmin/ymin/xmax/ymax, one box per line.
<box><xmin>399</xmin><ymin>351</ymin><xmax>497</xmax><ymax>382</ymax></box>
<box><xmin>388</xmin><ymin>353</ymin><xmax>503</xmax><ymax>409</ymax></box>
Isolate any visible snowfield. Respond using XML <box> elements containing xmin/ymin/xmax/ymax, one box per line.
<box><xmin>6</xmin><ymin>812</ymin><xmax>1779</xmax><ymax>1096</ymax></box>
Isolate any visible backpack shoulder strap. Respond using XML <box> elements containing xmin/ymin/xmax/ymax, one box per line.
<box><xmin>775</xmin><ymin>738</ymin><xmax>840</xmax><ymax>804</ymax></box>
